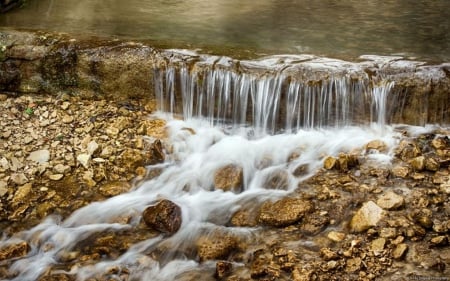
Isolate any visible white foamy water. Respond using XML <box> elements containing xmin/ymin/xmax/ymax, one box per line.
<box><xmin>0</xmin><ymin>116</ymin><xmax>402</xmax><ymax>281</ymax></box>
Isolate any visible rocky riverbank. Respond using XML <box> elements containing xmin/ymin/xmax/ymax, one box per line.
<box><xmin>0</xmin><ymin>93</ymin><xmax>449</xmax><ymax>280</ymax></box>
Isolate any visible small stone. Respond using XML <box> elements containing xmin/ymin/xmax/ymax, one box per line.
<box><xmin>379</xmin><ymin>227</ymin><xmax>397</xmax><ymax>238</ymax></box>
<box><xmin>62</xmin><ymin>115</ymin><xmax>74</xmax><ymax>123</ymax></box>
<box><xmin>410</xmin><ymin>156</ymin><xmax>425</xmax><ymax>171</ymax></box>
<box><xmin>61</xmin><ymin>101</ymin><xmax>71</xmax><ymax>110</ymax></box>
<box><xmin>53</xmin><ymin>164</ymin><xmax>71</xmax><ymax>174</ymax></box>
<box><xmin>27</xmin><ymin>149</ymin><xmax>50</xmax><ymax>164</ymax></box>
<box><xmin>12</xmin><ymin>183</ymin><xmax>32</xmax><ymax>206</ymax></box>
<box><xmin>430</xmin><ymin>236</ymin><xmax>448</xmax><ymax>247</ymax></box>
<box><xmin>0</xmin><ymin>157</ymin><xmax>9</xmax><ymax>170</ymax></box>
<box><xmin>377</xmin><ymin>191</ymin><xmax>404</xmax><ymax>210</ymax></box>
<box><xmin>345</xmin><ymin>257</ymin><xmax>362</xmax><ymax>273</ymax></box>
<box><xmin>82</xmin><ymin>171</ymin><xmax>96</xmax><ymax>187</ymax></box>
<box><xmin>11</xmin><ymin>173</ymin><xmax>29</xmax><ymax>185</ymax></box>
<box><xmin>431</xmin><ymin>137</ymin><xmax>448</xmax><ymax>150</ymax></box>
<box><xmin>323</xmin><ymin>156</ymin><xmax>337</xmax><ymax>170</ymax></box>
<box><xmin>391</xmin><ymin>165</ymin><xmax>409</xmax><ymax>178</ymax></box>
<box><xmin>371</xmin><ymin>238</ymin><xmax>386</xmax><ymax>253</ymax></box>
<box><xmin>258</xmin><ymin>197</ymin><xmax>313</xmax><ymax>227</ymax></box>
<box><xmin>327</xmin><ymin>231</ymin><xmax>346</xmax><ymax>242</ymax></box>
<box><xmin>350</xmin><ymin>201</ymin><xmax>384</xmax><ymax>232</ymax></box>
<box><xmin>214</xmin><ymin>164</ymin><xmax>244</xmax><ymax>193</ymax></box>
<box><xmin>49</xmin><ymin>174</ymin><xmax>64</xmax><ymax>181</ymax></box>
<box><xmin>320</xmin><ymin>248</ymin><xmax>339</xmax><ymax>261</ymax></box>
<box><xmin>215</xmin><ymin>261</ymin><xmax>233</xmax><ymax>279</ymax></box>
<box><xmin>366</xmin><ymin>140</ymin><xmax>387</xmax><ymax>152</ymax></box>
<box><xmin>142</xmin><ymin>199</ymin><xmax>182</xmax><ymax>234</ymax></box>
<box><xmin>87</xmin><ymin>140</ymin><xmax>99</xmax><ymax>155</ymax></box>
<box><xmin>106</xmin><ymin>127</ymin><xmax>120</xmax><ymax>136</ymax></box>
<box><xmin>0</xmin><ymin>181</ymin><xmax>7</xmax><ymax>197</ymax></box>
<box><xmin>0</xmin><ymin>241</ymin><xmax>29</xmax><ymax>261</ymax></box>
<box><xmin>23</xmin><ymin>136</ymin><xmax>34</xmax><ymax>144</ymax></box>
<box><xmin>77</xmin><ymin>154</ymin><xmax>91</xmax><ymax>169</ymax></box>
<box><xmin>392</xmin><ymin>243</ymin><xmax>408</xmax><ymax>260</ymax></box>
<box><xmin>2</xmin><ymin>130</ymin><xmax>11</xmax><ymax>139</ymax></box>
<box><xmin>100</xmin><ymin>146</ymin><xmax>115</xmax><ymax>158</ymax></box>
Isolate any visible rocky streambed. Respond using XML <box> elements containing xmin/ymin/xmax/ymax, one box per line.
<box><xmin>0</xmin><ymin>92</ymin><xmax>449</xmax><ymax>281</ymax></box>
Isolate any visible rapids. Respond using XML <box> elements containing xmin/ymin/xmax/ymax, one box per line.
<box><xmin>1</xmin><ymin>110</ymin><xmax>405</xmax><ymax>280</ymax></box>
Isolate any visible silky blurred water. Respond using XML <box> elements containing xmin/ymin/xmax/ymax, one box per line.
<box><xmin>1</xmin><ymin>0</ymin><xmax>449</xmax><ymax>60</ymax></box>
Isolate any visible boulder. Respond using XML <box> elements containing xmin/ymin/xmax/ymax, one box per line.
<box><xmin>350</xmin><ymin>201</ymin><xmax>384</xmax><ymax>232</ymax></box>
<box><xmin>214</xmin><ymin>164</ymin><xmax>243</xmax><ymax>193</ymax></box>
<box><xmin>258</xmin><ymin>197</ymin><xmax>313</xmax><ymax>227</ymax></box>
<box><xmin>142</xmin><ymin>199</ymin><xmax>182</xmax><ymax>234</ymax></box>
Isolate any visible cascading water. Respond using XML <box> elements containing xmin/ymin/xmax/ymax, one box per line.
<box><xmin>1</xmin><ymin>53</ymin><xmax>418</xmax><ymax>281</ymax></box>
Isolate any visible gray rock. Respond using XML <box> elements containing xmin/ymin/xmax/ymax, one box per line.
<box><xmin>11</xmin><ymin>173</ymin><xmax>28</xmax><ymax>185</ymax></box>
<box><xmin>27</xmin><ymin>149</ymin><xmax>50</xmax><ymax>164</ymax></box>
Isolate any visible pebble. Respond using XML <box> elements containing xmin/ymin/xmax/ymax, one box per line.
<box><xmin>377</xmin><ymin>191</ymin><xmax>404</xmax><ymax>210</ymax></box>
<box><xmin>77</xmin><ymin>154</ymin><xmax>91</xmax><ymax>169</ymax></box>
<box><xmin>392</xmin><ymin>243</ymin><xmax>408</xmax><ymax>259</ymax></box>
<box><xmin>49</xmin><ymin>174</ymin><xmax>64</xmax><ymax>181</ymax></box>
<box><xmin>27</xmin><ymin>149</ymin><xmax>50</xmax><ymax>164</ymax></box>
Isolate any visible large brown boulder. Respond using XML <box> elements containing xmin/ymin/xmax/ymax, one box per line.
<box><xmin>142</xmin><ymin>199</ymin><xmax>182</xmax><ymax>235</ymax></box>
<box><xmin>214</xmin><ymin>164</ymin><xmax>243</xmax><ymax>193</ymax></box>
<box><xmin>258</xmin><ymin>197</ymin><xmax>313</xmax><ymax>227</ymax></box>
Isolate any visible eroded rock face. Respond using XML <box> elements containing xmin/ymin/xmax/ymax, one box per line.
<box><xmin>258</xmin><ymin>197</ymin><xmax>313</xmax><ymax>227</ymax></box>
<box><xmin>142</xmin><ymin>199</ymin><xmax>182</xmax><ymax>234</ymax></box>
<box><xmin>214</xmin><ymin>164</ymin><xmax>243</xmax><ymax>193</ymax></box>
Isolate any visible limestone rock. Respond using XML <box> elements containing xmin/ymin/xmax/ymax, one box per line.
<box><xmin>323</xmin><ymin>156</ymin><xmax>337</xmax><ymax>170</ymax></box>
<box><xmin>53</xmin><ymin>164</ymin><xmax>71</xmax><ymax>174</ymax></box>
<box><xmin>258</xmin><ymin>197</ymin><xmax>313</xmax><ymax>227</ymax></box>
<box><xmin>410</xmin><ymin>156</ymin><xmax>425</xmax><ymax>171</ymax></box>
<box><xmin>99</xmin><ymin>181</ymin><xmax>131</xmax><ymax>197</ymax></box>
<box><xmin>366</xmin><ymin>140</ymin><xmax>387</xmax><ymax>152</ymax></box>
<box><xmin>12</xmin><ymin>183</ymin><xmax>32</xmax><ymax>206</ymax></box>
<box><xmin>391</xmin><ymin>165</ymin><xmax>409</xmax><ymax>178</ymax></box>
<box><xmin>371</xmin><ymin>238</ymin><xmax>386</xmax><ymax>253</ymax></box>
<box><xmin>77</xmin><ymin>154</ymin><xmax>91</xmax><ymax>169</ymax></box>
<box><xmin>142</xmin><ymin>199</ymin><xmax>182</xmax><ymax>234</ymax></box>
<box><xmin>431</xmin><ymin>137</ymin><xmax>448</xmax><ymax>150</ymax></box>
<box><xmin>350</xmin><ymin>201</ymin><xmax>384</xmax><ymax>232</ymax></box>
<box><xmin>392</xmin><ymin>243</ymin><xmax>408</xmax><ymax>260</ymax></box>
<box><xmin>87</xmin><ymin>140</ymin><xmax>99</xmax><ymax>155</ymax></box>
<box><xmin>230</xmin><ymin>209</ymin><xmax>258</xmax><ymax>227</ymax></box>
<box><xmin>11</xmin><ymin>173</ymin><xmax>28</xmax><ymax>185</ymax></box>
<box><xmin>27</xmin><ymin>149</ymin><xmax>50</xmax><ymax>163</ymax></box>
<box><xmin>0</xmin><ymin>180</ymin><xmax>7</xmax><ymax>197</ymax></box>
<box><xmin>430</xmin><ymin>236</ymin><xmax>448</xmax><ymax>247</ymax></box>
<box><xmin>396</xmin><ymin>140</ymin><xmax>421</xmax><ymax>161</ymax></box>
<box><xmin>327</xmin><ymin>231</ymin><xmax>346</xmax><ymax>242</ymax></box>
<box><xmin>0</xmin><ymin>241</ymin><xmax>29</xmax><ymax>261</ymax></box>
<box><xmin>214</xmin><ymin>164</ymin><xmax>243</xmax><ymax>193</ymax></box>
<box><xmin>196</xmin><ymin>232</ymin><xmax>238</xmax><ymax>261</ymax></box>
<box><xmin>49</xmin><ymin>174</ymin><xmax>64</xmax><ymax>181</ymax></box>
<box><xmin>215</xmin><ymin>261</ymin><xmax>233</xmax><ymax>279</ymax></box>
<box><xmin>377</xmin><ymin>191</ymin><xmax>404</xmax><ymax>210</ymax></box>
<box><xmin>424</xmin><ymin>156</ymin><xmax>440</xmax><ymax>171</ymax></box>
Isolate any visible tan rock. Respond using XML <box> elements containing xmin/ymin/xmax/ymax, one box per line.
<box><xmin>53</xmin><ymin>164</ymin><xmax>71</xmax><ymax>174</ymax></box>
<box><xmin>196</xmin><ymin>232</ymin><xmax>238</xmax><ymax>262</ymax></box>
<box><xmin>0</xmin><ymin>180</ymin><xmax>8</xmax><ymax>197</ymax></box>
<box><xmin>327</xmin><ymin>231</ymin><xmax>346</xmax><ymax>242</ymax></box>
<box><xmin>392</xmin><ymin>243</ymin><xmax>408</xmax><ymax>260</ymax></box>
<box><xmin>77</xmin><ymin>154</ymin><xmax>91</xmax><ymax>168</ymax></box>
<box><xmin>215</xmin><ymin>261</ymin><xmax>232</xmax><ymax>279</ymax></box>
<box><xmin>62</xmin><ymin>115</ymin><xmax>74</xmax><ymax>124</ymax></box>
<box><xmin>99</xmin><ymin>181</ymin><xmax>131</xmax><ymax>197</ymax></box>
<box><xmin>214</xmin><ymin>164</ymin><xmax>243</xmax><ymax>193</ymax></box>
<box><xmin>371</xmin><ymin>238</ymin><xmax>386</xmax><ymax>253</ymax></box>
<box><xmin>410</xmin><ymin>156</ymin><xmax>425</xmax><ymax>171</ymax></box>
<box><xmin>49</xmin><ymin>174</ymin><xmax>64</xmax><ymax>181</ymax></box>
<box><xmin>323</xmin><ymin>156</ymin><xmax>337</xmax><ymax>170</ymax></box>
<box><xmin>12</xmin><ymin>183</ymin><xmax>32</xmax><ymax>206</ymax></box>
<box><xmin>366</xmin><ymin>140</ymin><xmax>387</xmax><ymax>152</ymax></box>
<box><xmin>258</xmin><ymin>197</ymin><xmax>313</xmax><ymax>227</ymax></box>
<box><xmin>350</xmin><ymin>201</ymin><xmax>384</xmax><ymax>232</ymax></box>
<box><xmin>345</xmin><ymin>257</ymin><xmax>362</xmax><ymax>272</ymax></box>
<box><xmin>27</xmin><ymin>149</ymin><xmax>50</xmax><ymax>164</ymax></box>
<box><xmin>377</xmin><ymin>191</ymin><xmax>404</xmax><ymax>210</ymax></box>
<box><xmin>424</xmin><ymin>156</ymin><xmax>440</xmax><ymax>171</ymax></box>
<box><xmin>391</xmin><ymin>165</ymin><xmax>409</xmax><ymax>178</ymax></box>
<box><xmin>11</xmin><ymin>173</ymin><xmax>28</xmax><ymax>185</ymax></box>
<box><xmin>431</xmin><ymin>137</ymin><xmax>448</xmax><ymax>150</ymax></box>
<box><xmin>0</xmin><ymin>241</ymin><xmax>29</xmax><ymax>261</ymax></box>
<box><xmin>87</xmin><ymin>140</ymin><xmax>99</xmax><ymax>155</ymax></box>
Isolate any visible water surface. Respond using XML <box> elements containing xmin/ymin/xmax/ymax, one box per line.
<box><xmin>1</xmin><ymin>0</ymin><xmax>449</xmax><ymax>60</ymax></box>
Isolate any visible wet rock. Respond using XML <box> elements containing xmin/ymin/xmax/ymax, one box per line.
<box><xmin>431</xmin><ymin>137</ymin><xmax>448</xmax><ymax>150</ymax></box>
<box><xmin>293</xmin><ymin>164</ymin><xmax>308</xmax><ymax>177</ymax></box>
<box><xmin>214</xmin><ymin>164</ymin><xmax>243</xmax><ymax>193</ymax></box>
<box><xmin>230</xmin><ymin>209</ymin><xmax>258</xmax><ymax>227</ymax></box>
<box><xmin>430</xmin><ymin>236</ymin><xmax>448</xmax><ymax>247</ymax></box>
<box><xmin>99</xmin><ymin>181</ymin><xmax>131</xmax><ymax>197</ymax></box>
<box><xmin>370</xmin><ymin>238</ymin><xmax>386</xmax><ymax>253</ymax></box>
<box><xmin>250</xmin><ymin>252</ymin><xmax>280</xmax><ymax>279</ymax></box>
<box><xmin>323</xmin><ymin>156</ymin><xmax>337</xmax><ymax>170</ymax></box>
<box><xmin>366</xmin><ymin>140</ymin><xmax>387</xmax><ymax>152</ymax></box>
<box><xmin>300</xmin><ymin>212</ymin><xmax>329</xmax><ymax>235</ymax></box>
<box><xmin>53</xmin><ymin>163</ymin><xmax>71</xmax><ymax>174</ymax></box>
<box><xmin>265</xmin><ymin>169</ymin><xmax>289</xmax><ymax>190</ymax></box>
<box><xmin>396</xmin><ymin>140</ymin><xmax>421</xmax><ymax>161</ymax></box>
<box><xmin>215</xmin><ymin>261</ymin><xmax>233</xmax><ymax>279</ymax></box>
<box><xmin>413</xmin><ymin>209</ymin><xmax>433</xmax><ymax>229</ymax></box>
<box><xmin>196</xmin><ymin>232</ymin><xmax>238</xmax><ymax>261</ymax></box>
<box><xmin>410</xmin><ymin>156</ymin><xmax>425</xmax><ymax>171</ymax></box>
<box><xmin>350</xmin><ymin>201</ymin><xmax>384</xmax><ymax>232</ymax></box>
<box><xmin>424</xmin><ymin>156</ymin><xmax>440</xmax><ymax>171</ymax></box>
<box><xmin>391</xmin><ymin>165</ymin><xmax>409</xmax><ymax>178</ymax></box>
<box><xmin>12</xmin><ymin>182</ymin><xmax>32</xmax><ymax>206</ymax></box>
<box><xmin>337</xmin><ymin>153</ymin><xmax>359</xmax><ymax>172</ymax></box>
<box><xmin>0</xmin><ymin>241</ymin><xmax>29</xmax><ymax>261</ymax></box>
<box><xmin>327</xmin><ymin>231</ymin><xmax>346</xmax><ymax>242</ymax></box>
<box><xmin>392</xmin><ymin>243</ymin><xmax>408</xmax><ymax>260</ymax></box>
<box><xmin>376</xmin><ymin>191</ymin><xmax>404</xmax><ymax>210</ymax></box>
<box><xmin>142</xmin><ymin>199</ymin><xmax>182</xmax><ymax>234</ymax></box>
<box><xmin>345</xmin><ymin>257</ymin><xmax>362</xmax><ymax>273</ymax></box>
<box><xmin>258</xmin><ymin>197</ymin><xmax>313</xmax><ymax>227</ymax></box>
<box><xmin>27</xmin><ymin>149</ymin><xmax>50</xmax><ymax>163</ymax></box>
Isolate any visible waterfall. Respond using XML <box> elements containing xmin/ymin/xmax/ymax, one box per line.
<box><xmin>154</xmin><ymin>60</ymin><xmax>394</xmax><ymax>134</ymax></box>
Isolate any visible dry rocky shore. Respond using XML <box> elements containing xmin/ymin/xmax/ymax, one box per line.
<box><xmin>0</xmin><ymin>93</ymin><xmax>449</xmax><ymax>281</ymax></box>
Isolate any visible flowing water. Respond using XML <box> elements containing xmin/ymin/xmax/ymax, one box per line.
<box><xmin>1</xmin><ymin>0</ymin><xmax>450</xmax><ymax>60</ymax></box>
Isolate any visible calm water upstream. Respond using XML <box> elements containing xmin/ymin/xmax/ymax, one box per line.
<box><xmin>1</xmin><ymin>0</ymin><xmax>449</xmax><ymax>60</ymax></box>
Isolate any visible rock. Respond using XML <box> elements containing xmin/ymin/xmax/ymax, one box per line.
<box><xmin>87</xmin><ymin>140</ymin><xmax>99</xmax><ymax>155</ymax></box>
<box><xmin>300</xmin><ymin>212</ymin><xmax>329</xmax><ymax>235</ymax></box>
<box><xmin>425</xmin><ymin>156</ymin><xmax>440</xmax><ymax>171</ymax></box>
<box><xmin>77</xmin><ymin>154</ymin><xmax>91</xmax><ymax>168</ymax></box>
<box><xmin>258</xmin><ymin>197</ymin><xmax>313</xmax><ymax>227</ymax></box>
<box><xmin>337</xmin><ymin>153</ymin><xmax>359</xmax><ymax>172</ymax></box>
<box><xmin>377</xmin><ymin>191</ymin><xmax>404</xmax><ymax>210</ymax></box>
<box><xmin>250</xmin><ymin>253</ymin><xmax>280</xmax><ymax>278</ymax></box>
<box><xmin>391</xmin><ymin>165</ymin><xmax>409</xmax><ymax>178</ymax></box>
<box><xmin>293</xmin><ymin>164</ymin><xmax>309</xmax><ymax>177</ymax></box>
<box><xmin>215</xmin><ymin>261</ymin><xmax>233</xmax><ymax>279</ymax></box>
<box><xmin>431</xmin><ymin>137</ymin><xmax>448</xmax><ymax>150</ymax></box>
<box><xmin>392</xmin><ymin>243</ymin><xmax>408</xmax><ymax>260</ymax></box>
<box><xmin>371</xmin><ymin>238</ymin><xmax>386</xmax><ymax>253</ymax></box>
<box><xmin>350</xmin><ymin>201</ymin><xmax>384</xmax><ymax>232</ymax></box>
<box><xmin>0</xmin><ymin>241</ymin><xmax>29</xmax><ymax>261</ymax></box>
<box><xmin>11</xmin><ymin>173</ymin><xmax>28</xmax><ymax>185</ymax></box>
<box><xmin>327</xmin><ymin>231</ymin><xmax>346</xmax><ymax>242</ymax></box>
<box><xmin>230</xmin><ymin>209</ymin><xmax>258</xmax><ymax>227</ymax></box>
<box><xmin>396</xmin><ymin>140</ymin><xmax>421</xmax><ymax>161</ymax></box>
<box><xmin>12</xmin><ymin>183</ymin><xmax>32</xmax><ymax>206</ymax></box>
<box><xmin>214</xmin><ymin>164</ymin><xmax>243</xmax><ymax>193</ymax></box>
<box><xmin>410</xmin><ymin>156</ymin><xmax>425</xmax><ymax>171</ymax></box>
<box><xmin>323</xmin><ymin>156</ymin><xmax>337</xmax><ymax>170</ymax></box>
<box><xmin>49</xmin><ymin>174</ymin><xmax>64</xmax><ymax>181</ymax></box>
<box><xmin>265</xmin><ymin>170</ymin><xmax>289</xmax><ymax>190</ymax></box>
<box><xmin>146</xmin><ymin>139</ymin><xmax>165</xmax><ymax>165</ymax></box>
<box><xmin>196</xmin><ymin>232</ymin><xmax>238</xmax><ymax>261</ymax></box>
<box><xmin>62</xmin><ymin>115</ymin><xmax>74</xmax><ymax>124</ymax></box>
<box><xmin>430</xmin><ymin>236</ymin><xmax>448</xmax><ymax>247</ymax></box>
<box><xmin>27</xmin><ymin>149</ymin><xmax>50</xmax><ymax>163</ymax></box>
<box><xmin>379</xmin><ymin>227</ymin><xmax>397</xmax><ymax>238</ymax></box>
<box><xmin>345</xmin><ymin>257</ymin><xmax>362</xmax><ymax>273</ymax></box>
<box><xmin>0</xmin><ymin>157</ymin><xmax>9</xmax><ymax>170</ymax></box>
<box><xmin>82</xmin><ymin>171</ymin><xmax>96</xmax><ymax>187</ymax></box>
<box><xmin>320</xmin><ymin>248</ymin><xmax>339</xmax><ymax>261</ymax></box>
<box><xmin>0</xmin><ymin>181</ymin><xmax>7</xmax><ymax>197</ymax></box>
<box><xmin>53</xmin><ymin>164</ymin><xmax>71</xmax><ymax>174</ymax></box>
<box><xmin>99</xmin><ymin>181</ymin><xmax>131</xmax><ymax>197</ymax></box>
<box><xmin>142</xmin><ymin>199</ymin><xmax>182</xmax><ymax>234</ymax></box>
<box><xmin>366</xmin><ymin>140</ymin><xmax>387</xmax><ymax>152</ymax></box>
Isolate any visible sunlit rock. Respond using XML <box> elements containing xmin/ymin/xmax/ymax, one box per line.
<box><xmin>409</xmin><ymin>156</ymin><xmax>425</xmax><ymax>171</ymax></box>
<box><xmin>396</xmin><ymin>140</ymin><xmax>421</xmax><ymax>161</ymax></box>
<box><xmin>214</xmin><ymin>164</ymin><xmax>243</xmax><ymax>193</ymax></box>
<box><xmin>323</xmin><ymin>156</ymin><xmax>337</xmax><ymax>170</ymax></box>
<box><xmin>27</xmin><ymin>149</ymin><xmax>50</xmax><ymax>164</ymax></box>
<box><xmin>350</xmin><ymin>201</ymin><xmax>384</xmax><ymax>232</ymax></box>
<box><xmin>0</xmin><ymin>241</ymin><xmax>29</xmax><ymax>261</ymax></box>
<box><xmin>366</xmin><ymin>140</ymin><xmax>387</xmax><ymax>152</ymax></box>
<box><xmin>196</xmin><ymin>232</ymin><xmax>239</xmax><ymax>261</ymax></box>
<box><xmin>258</xmin><ymin>197</ymin><xmax>313</xmax><ymax>227</ymax></box>
<box><xmin>391</xmin><ymin>165</ymin><xmax>409</xmax><ymax>178</ymax></box>
<box><xmin>392</xmin><ymin>243</ymin><xmax>408</xmax><ymax>260</ymax></box>
<box><xmin>142</xmin><ymin>199</ymin><xmax>182</xmax><ymax>234</ymax></box>
<box><xmin>377</xmin><ymin>191</ymin><xmax>404</xmax><ymax>210</ymax></box>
